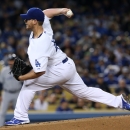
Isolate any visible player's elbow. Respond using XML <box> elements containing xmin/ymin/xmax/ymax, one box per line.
<box><xmin>43</xmin><ymin>10</ymin><xmax>53</xmax><ymax>18</ymax></box>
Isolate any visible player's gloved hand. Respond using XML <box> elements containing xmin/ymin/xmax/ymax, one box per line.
<box><xmin>10</xmin><ymin>57</ymin><xmax>32</xmax><ymax>81</ymax></box>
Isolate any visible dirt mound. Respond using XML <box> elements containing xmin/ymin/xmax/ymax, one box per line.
<box><xmin>0</xmin><ymin>115</ymin><xmax>130</xmax><ymax>130</ymax></box>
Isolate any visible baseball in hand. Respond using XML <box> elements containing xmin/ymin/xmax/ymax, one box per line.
<box><xmin>66</xmin><ymin>10</ymin><xmax>73</xmax><ymax>17</ymax></box>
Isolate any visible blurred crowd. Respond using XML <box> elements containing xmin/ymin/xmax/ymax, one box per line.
<box><xmin>0</xmin><ymin>0</ymin><xmax>130</xmax><ymax>112</ymax></box>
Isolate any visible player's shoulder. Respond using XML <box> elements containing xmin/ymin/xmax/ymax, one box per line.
<box><xmin>43</xmin><ymin>31</ymin><xmax>50</xmax><ymax>36</ymax></box>
<box><xmin>42</xmin><ymin>31</ymin><xmax>52</xmax><ymax>40</ymax></box>
<box><xmin>42</xmin><ymin>15</ymin><xmax>51</xmax><ymax>26</ymax></box>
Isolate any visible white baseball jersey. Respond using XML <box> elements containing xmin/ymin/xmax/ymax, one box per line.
<box><xmin>27</xmin><ymin>15</ymin><xmax>67</xmax><ymax>73</ymax></box>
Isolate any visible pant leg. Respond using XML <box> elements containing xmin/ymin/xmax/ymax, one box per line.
<box><xmin>62</xmin><ymin>72</ymin><xmax>122</xmax><ymax>108</ymax></box>
<box><xmin>0</xmin><ymin>92</ymin><xmax>11</xmax><ymax>126</ymax></box>
<box><xmin>14</xmin><ymin>83</ymin><xmax>50</xmax><ymax>121</ymax></box>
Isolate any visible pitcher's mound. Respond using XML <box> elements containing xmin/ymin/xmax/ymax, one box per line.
<box><xmin>1</xmin><ymin>115</ymin><xmax>130</xmax><ymax>130</ymax></box>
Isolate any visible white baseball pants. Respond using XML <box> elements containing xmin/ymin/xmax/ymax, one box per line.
<box><xmin>14</xmin><ymin>58</ymin><xmax>122</xmax><ymax>121</ymax></box>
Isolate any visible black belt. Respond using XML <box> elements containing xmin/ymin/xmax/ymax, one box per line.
<box><xmin>4</xmin><ymin>89</ymin><xmax>20</xmax><ymax>93</ymax></box>
<box><xmin>62</xmin><ymin>57</ymin><xmax>68</xmax><ymax>63</ymax></box>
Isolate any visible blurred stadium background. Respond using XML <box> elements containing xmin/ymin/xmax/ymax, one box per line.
<box><xmin>0</xmin><ymin>0</ymin><xmax>130</xmax><ymax>122</ymax></box>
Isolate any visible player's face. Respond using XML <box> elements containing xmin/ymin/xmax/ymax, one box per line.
<box><xmin>24</xmin><ymin>19</ymin><xmax>34</xmax><ymax>30</ymax></box>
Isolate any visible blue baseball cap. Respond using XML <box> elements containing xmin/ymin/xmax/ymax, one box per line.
<box><xmin>20</xmin><ymin>7</ymin><xmax>44</xmax><ymax>22</ymax></box>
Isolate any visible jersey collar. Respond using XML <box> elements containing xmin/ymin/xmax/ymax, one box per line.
<box><xmin>31</xmin><ymin>31</ymin><xmax>46</xmax><ymax>39</ymax></box>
